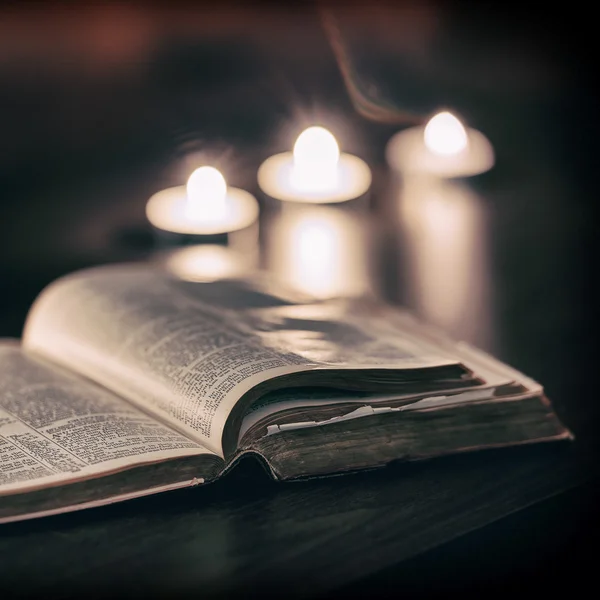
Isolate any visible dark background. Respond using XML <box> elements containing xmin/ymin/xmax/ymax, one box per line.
<box><xmin>0</xmin><ymin>1</ymin><xmax>598</xmax><ymax>598</ymax></box>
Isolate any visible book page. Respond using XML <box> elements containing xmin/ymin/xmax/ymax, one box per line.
<box><xmin>23</xmin><ymin>266</ymin><xmax>316</xmax><ymax>457</ymax></box>
<box><xmin>0</xmin><ymin>344</ymin><xmax>212</xmax><ymax>496</ymax></box>
<box><xmin>238</xmin><ymin>387</ymin><xmax>500</xmax><ymax>443</ymax></box>
<box><xmin>23</xmin><ymin>265</ymin><xmax>458</xmax><ymax>457</ymax></box>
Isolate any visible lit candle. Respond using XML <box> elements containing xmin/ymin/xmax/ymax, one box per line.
<box><xmin>145</xmin><ymin>166</ymin><xmax>259</xmax><ymax>251</ymax></box>
<box><xmin>385</xmin><ymin>111</ymin><xmax>494</xmax><ymax>178</ymax></box>
<box><xmin>257</xmin><ymin>126</ymin><xmax>372</xmax><ymax>205</ymax></box>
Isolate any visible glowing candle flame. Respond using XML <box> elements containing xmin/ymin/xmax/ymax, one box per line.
<box><xmin>185</xmin><ymin>166</ymin><xmax>228</xmax><ymax>222</ymax></box>
<box><xmin>424</xmin><ymin>112</ymin><xmax>469</xmax><ymax>156</ymax></box>
<box><xmin>291</xmin><ymin>126</ymin><xmax>340</xmax><ymax>192</ymax></box>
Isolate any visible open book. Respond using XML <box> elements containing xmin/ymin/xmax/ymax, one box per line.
<box><xmin>0</xmin><ymin>264</ymin><xmax>570</xmax><ymax>523</ymax></box>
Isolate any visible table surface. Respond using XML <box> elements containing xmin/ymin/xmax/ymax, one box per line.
<box><xmin>0</xmin><ymin>3</ymin><xmax>597</xmax><ymax>598</ymax></box>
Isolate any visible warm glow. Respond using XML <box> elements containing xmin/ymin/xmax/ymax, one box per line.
<box><xmin>293</xmin><ymin>126</ymin><xmax>340</xmax><ymax>166</ymax></box>
<box><xmin>293</xmin><ymin>215</ymin><xmax>345</xmax><ymax>298</ymax></box>
<box><xmin>297</xmin><ymin>218</ymin><xmax>338</xmax><ymax>271</ymax></box>
<box><xmin>165</xmin><ymin>245</ymin><xmax>248</xmax><ymax>282</ymax></box>
<box><xmin>185</xmin><ymin>166</ymin><xmax>228</xmax><ymax>222</ymax></box>
<box><xmin>424</xmin><ymin>112</ymin><xmax>469</xmax><ymax>156</ymax></box>
<box><xmin>398</xmin><ymin>179</ymin><xmax>491</xmax><ymax>346</ymax></box>
<box><xmin>268</xmin><ymin>208</ymin><xmax>369</xmax><ymax>299</ymax></box>
<box><xmin>291</xmin><ymin>126</ymin><xmax>340</xmax><ymax>192</ymax></box>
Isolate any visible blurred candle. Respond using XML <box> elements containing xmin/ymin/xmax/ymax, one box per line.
<box><xmin>264</xmin><ymin>206</ymin><xmax>372</xmax><ymax>300</ymax></box>
<box><xmin>385</xmin><ymin>111</ymin><xmax>494</xmax><ymax>178</ymax></box>
<box><xmin>258</xmin><ymin>126</ymin><xmax>371</xmax><ymax>205</ymax></box>
<box><xmin>396</xmin><ymin>178</ymin><xmax>493</xmax><ymax>348</ymax></box>
<box><xmin>146</xmin><ymin>166</ymin><xmax>259</xmax><ymax>250</ymax></box>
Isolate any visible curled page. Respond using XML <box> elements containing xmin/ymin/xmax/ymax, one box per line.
<box><xmin>24</xmin><ymin>265</ymin><xmax>464</xmax><ymax>457</ymax></box>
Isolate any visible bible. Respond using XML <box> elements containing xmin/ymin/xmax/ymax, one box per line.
<box><xmin>0</xmin><ymin>263</ymin><xmax>570</xmax><ymax>523</ymax></box>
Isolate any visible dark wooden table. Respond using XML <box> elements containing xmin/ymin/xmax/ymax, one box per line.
<box><xmin>0</xmin><ymin>3</ymin><xmax>598</xmax><ymax>598</ymax></box>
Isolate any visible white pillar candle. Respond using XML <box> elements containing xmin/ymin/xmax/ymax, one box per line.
<box><xmin>395</xmin><ymin>178</ymin><xmax>493</xmax><ymax>348</ymax></box>
<box><xmin>385</xmin><ymin>111</ymin><xmax>494</xmax><ymax>178</ymax></box>
<box><xmin>258</xmin><ymin>126</ymin><xmax>372</xmax><ymax>205</ymax></box>
<box><xmin>264</xmin><ymin>205</ymin><xmax>372</xmax><ymax>300</ymax></box>
<box><xmin>145</xmin><ymin>166</ymin><xmax>259</xmax><ymax>251</ymax></box>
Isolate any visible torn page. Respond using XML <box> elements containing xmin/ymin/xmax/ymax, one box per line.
<box><xmin>265</xmin><ymin>388</ymin><xmax>498</xmax><ymax>436</ymax></box>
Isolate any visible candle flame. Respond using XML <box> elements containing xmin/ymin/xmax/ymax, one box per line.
<box><xmin>424</xmin><ymin>112</ymin><xmax>469</xmax><ymax>156</ymax></box>
<box><xmin>185</xmin><ymin>166</ymin><xmax>228</xmax><ymax>222</ymax></box>
<box><xmin>291</xmin><ymin>126</ymin><xmax>340</xmax><ymax>193</ymax></box>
